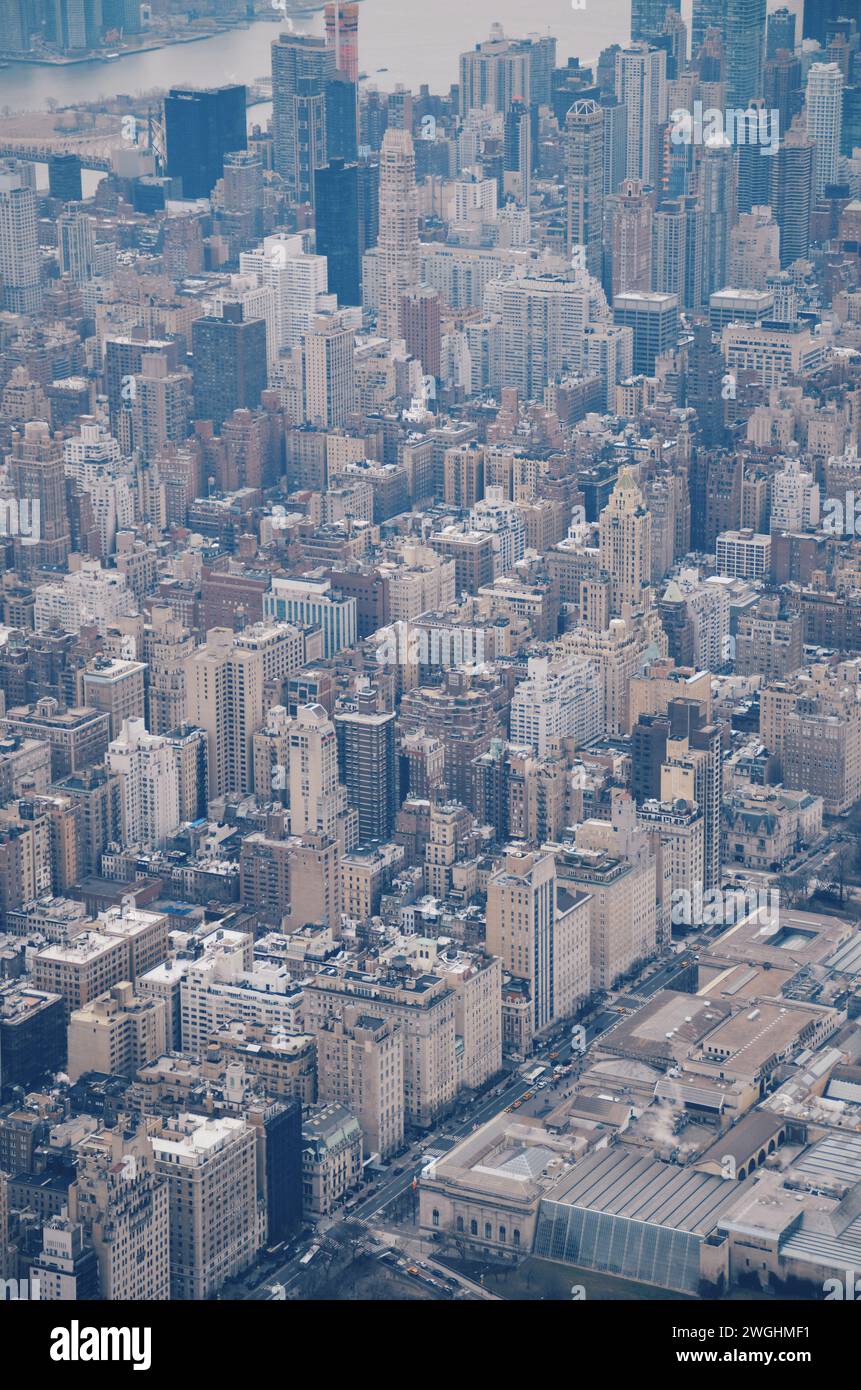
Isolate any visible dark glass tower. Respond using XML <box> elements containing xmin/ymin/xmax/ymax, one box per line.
<box><xmin>803</xmin><ymin>0</ymin><xmax>861</xmax><ymax>46</ymax></box>
<box><xmin>724</xmin><ymin>0</ymin><xmax>767</xmax><ymax>107</ymax></box>
<box><xmin>192</xmin><ymin>305</ymin><xmax>267</xmax><ymax>431</ymax></box>
<box><xmin>766</xmin><ymin>6</ymin><xmax>796</xmax><ymax>57</ymax></box>
<box><xmin>48</xmin><ymin>153</ymin><xmax>83</xmax><ymax>203</ymax></box>
<box><xmin>315</xmin><ymin>158</ymin><xmax>362</xmax><ymax>306</ymax></box>
<box><xmin>326</xmin><ymin>78</ymin><xmax>359</xmax><ymax>162</ymax></box>
<box><xmin>631</xmin><ymin>0</ymin><xmax>681</xmax><ymax>43</ymax></box>
<box><xmin>164</xmin><ymin>86</ymin><xmax>247</xmax><ymax>200</ymax></box>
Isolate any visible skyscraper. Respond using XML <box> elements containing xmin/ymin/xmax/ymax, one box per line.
<box><xmin>222</xmin><ymin>151</ymin><xmax>264</xmax><ymax>244</ymax></box>
<box><xmin>503</xmin><ymin>99</ymin><xmax>533</xmax><ymax>205</ymax></box>
<box><xmin>326</xmin><ymin>78</ymin><xmax>359</xmax><ymax>163</ymax></box>
<box><xmin>192</xmin><ymin>305</ymin><xmax>267</xmax><ymax>431</ymax></box>
<box><xmin>0</xmin><ymin>0</ymin><xmax>28</xmax><ymax>52</ymax></box>
<box><xmin>806</xmin><ymin>62</ymin><xmax>844</xmax><ymax>200</ymax></box>
<box><xmin>240</xmin><ymin>233</ymin><xmax>330</xmax><ymax>352</ymax></box>
<box><xmin>631</xmin><ymin>0</ymin><xmax>681</xmax><ymax>44</ymax></box>
<box><xmin>133</xmin><ymin>353</ymin><xmax>190</xmax><ymax>462</ymax></box>
<box><xmin>164</xmin><ymin>86</ymin><xmax>247</xmax><ymax>201</ymax></box>
<box><xmin>736</xmin><ymin>101</ymin><xmax>773</xmax><ymax>213</ymax></box>
<box><xmin>598</xmin><ymin>468</ymin><xmax>652</xmax><ymax>616</ymax></box>
<box><xmin>57</xmin><ymin>206</ymin><xmax>96</xmax><ymax>286</ymax></box>
<box><xmin>7</xmin><ymin>422</ymin><xmax>72</xmax><ymax>574</ymax></box>
<box><xmin>699</xmin><ymin>135</ymin><xmax>738</xmax><ymax>305</ymax></box>
<box><xmin>770</xmin><ymin>120</ymin><xmax>814</xmax><ymax>265</ymax></box>
<box><xmin>612</xmin><ymin>290</ymin><xmax>680</xmax><ymax>374</ymax></box>
<box><xmin>498</xmin><ymin>274</ymin><xmax>601</xmax><ymax>399</ymax></box>
<box><xmin>606</xmin><ymin>176</ymin><xmax>653</xmax><ymax>296</ymax></box>
<box><xmin>400</xmin><ymin>285</ymin><xmax>441</xmax><ymax>377</ymax></box>
<box><xmin>315</xmin><ymin>158</ymin><xmax>362</xmax><ymax>307</ymax></box>
<box><xmin>803</xmin><ymin>0</ymin><xmax>861</xmax><ymax>47</ymax></box>
<box><xmin>325</xmin><ymin>0</ymin><xmax>360</xmax><ymax>84</ymax></box>
<box><xmin>615</xmin><ymin>42</ymin><xmax>667</xmax><ymax>185</ymax></box>
<box><xmin>764</xmin><ymin>48</ymin><xmax>803</xmax><ymax>135</ymax></box>
<box><xmin>106</xmin><ymin>718</ymin><xmax>181</xmax><ymax>850</ymax></box>
<box><xmin>48</xmin><ymin>153</ymin><xmax>82</xmax><ymax>202</ymax></box>
<box><xmin>723</xmin><ymin>0</ymin><xmax>767</xmax><ymax>109</ymax></box>
<box><xmin>565</xmin><ymin>99</ymin><xmax>605</xmax><ymax>280</ymax></box>
<box><xmin>187</xmin><ymin>625</ymin><xmax>304</xmax><ymax>797</ymax></box>
<box><xmin>486</xmin><ymin>849</ymin><xmax>559</xmax><ymax>1033</ymax></box>
<box><xmin>660</xmin><ymin>699</ymin><xmax>722</xmax><ymax>892</ymax></box>
<box><xmin>459</xmin><ymin>30</ymin><xmax>533</xmax><ymax>117</ymax></box>
<box><xmin>302</xmin><ymin>310</ymin><xmax>356</xmax><ymax>428</ymax></box>
<box><xmin>377</xmin><ymin>127</ymin><xmax>419</xmax><ymax>340</ymax></box>
<box><xmin>0</xmin><ymin>166</ymin><xmax>41</xmax><ymax>315</ymax></box>
<box><xmin>53</xmin><ymin>0</ymin><xmax>101</xmax><ymax>52</ymax></box>
<box><xmin>652</xmin><ymin>194</ymin><xmax>702</xmax><ymax>310</ymax></box>
<box><xmin>766</xmin><ymin>5</ymin><xmax>796</xmax><ymax>57</ymax></box>
<box><xmin>335</xmin><ymin>687</ymin><xmax>398</xmax><ymax>843</ymax></box>
<box><xmin>691</xmin><ymin>0</ymin><xmax>724</xmax><ymax>59</ymax></box>
<box><xmin>271</xmin><ymin>33</ymin><xmax>335</xmax><ymax>203</ymax></box>
<box><xmin>287</xmin><ymin>702</ymin><xmax>349</xmax><ymax>838</ymax></box>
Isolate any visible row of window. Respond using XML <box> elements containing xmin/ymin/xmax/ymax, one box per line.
<box><xmin>430</xmin><ymin>1209</ymin><xmax>521</xmax><ymax>1246</ymax></box>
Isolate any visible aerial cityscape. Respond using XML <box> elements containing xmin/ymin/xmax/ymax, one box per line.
<box><xmin>0</xmin><ymin>0</ymin><xmax>860</xmax><ymax>1342</ymax></box>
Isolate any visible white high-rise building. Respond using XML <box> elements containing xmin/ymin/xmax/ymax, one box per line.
<box><xmin>33</xmin><ymin>560</ymin><xmax>137</xmax><ymax>635</ymax></box>
<box><xmin>0</xmin><ymin>167</ymin><xmax>41</xmax><ymax>314</ymax></box>
<box><xmin>302</xmin><ymin>309</ymin><xmax>355</xmax><ymax>427</ymax></box>
<box><xmin>565</xmin><ymin>98</ymin><xmax>605</xmax><ymax>281</ymax></box>
<box><xmin>585</xmin><ymin>321</ymin><xmax>635</xmax><ymax>409</ymax></box>
<box><xmin>486</xmin><ymin>849</ymin><xmax>590</xmax><ymax>1034</ymax></box>
<box><xmin>378</xmin><ymin>128</ymin><xmax>420</xmax><ymax>340</ymax></box>
<box><xmin>450</xmin><ymin>176</ymin><xmax>498</xmax><ymax>228</ymax></box>
<box><xmin>106</xmin><ymin>717</ymin><xmax>181</xmax><ymax>849</ymax></box>
<box><xmin>615</xmin><ymin>43</ymin><xmax>667</xmax><ymax>185</ymax></box>
<box><xmin>469</xmin><ymin>487</ymin><xmax>526</xmax><ymax>576</ymax></box>
<box><xmin>599</xmin><ymin>468</ymin><xmax>652</xmax><ymax>616</ymax></box>
<box><xmin>729</xmin><ymin>206</ymin><xmax>781</xmax><ymax>290</ymax></box>
<box><xmin>63</xmin><ymin>421</ymin><xmax>134</xmax><ymax>556</ymax></box>
<box><xmin>510</xmin><ymin>654</ymin><xmax>602</xmax><ymax>756</ymax></box>
<box><xmin>57</xmin><ymin>207</ymin><xmax>97</xmax><ymax>285</ymax></box>
<box><xmin>806</xmin><ymin>63</ymin><xmax>844</xmax><ymax>201</ymax></box>
<box><xmin>63</xmin><ymin>419</ymin><xmax>122</xmax><ymax>482</ymax></box>
<box><xmin>240</xmin><ymin>234</ymin><xmax>333</xmax><ymax>352</ymax></box>
<box><xmin>186</xmin><ymin>623</ymin><xmax>306</xmax><ymax>797</ymax></box>
<box><xmin>287</xmin><ymin>702</ymin><xmax>351</xmax><ymax>838</ymax></box>
<box><xmin>770</xmin><ymin>455</ymin><xmax>821</xmax><ymax>533</ymax></box>
<box><xmin>493</xmin><ymin>272</ymin><xmax>608</xmax><ymax>399</ymax></box>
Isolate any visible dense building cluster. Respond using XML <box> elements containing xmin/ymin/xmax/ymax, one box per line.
<box><xmin>2</xmin><ymin>0</ymin><xmax>861</xmax><ymax>1307</ymax></box>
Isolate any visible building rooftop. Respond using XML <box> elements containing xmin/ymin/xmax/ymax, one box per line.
<box><xmin>544</xmin><ymin>1145</ymin><xmax>741</xmax><ymax>1235</ymax></box>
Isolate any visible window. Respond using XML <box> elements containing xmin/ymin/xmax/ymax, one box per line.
<box><xmin>513</xmin><ymin>1230</ymin><xmax>520</xmax><ymax>1248</ymax></box>
<box><xmin>499</xmin><ymin>1226</ymin><xmax>506</xmax><ymax>1243</ymax></box>
<box><xmin>432</xmin><ymin>1209</ymin><xmax>440</xmax><ymax>1228</ymax></box>
<box><xmin>484</xmin><ymin>1222</ymin><xmax>492</xmax><ymax>1240</ymax></box>
<box><xmin>470</xmin><ymin>1219</ymin><xmax>477</xmax><ymax>1236</ymax></box>
<box><xmin>456</xmin><ymin>1216</ymin><xmax>464</xmax><ymax>1233</ymax></box>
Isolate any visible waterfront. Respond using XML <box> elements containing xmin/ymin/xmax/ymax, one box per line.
<box><xmin>1</xmin><ymin>2</ymin><xmax>630</xmax><ymax>115</ymax></box>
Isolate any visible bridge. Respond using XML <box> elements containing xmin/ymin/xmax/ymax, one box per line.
<box><xmin>0</xmin><ymin>135</ymin><xmax>123</xmax><ymax>171</ymax></box>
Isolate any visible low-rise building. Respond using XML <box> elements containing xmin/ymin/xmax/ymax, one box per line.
<box><xmin>302</xmin><ymin>1101</ymin><xmax>363</xmax><ymax>1216</ymax></box>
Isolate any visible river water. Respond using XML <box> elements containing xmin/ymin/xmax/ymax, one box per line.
<box><xmin>1</xmin><ymin>1</ymin><xmax>631</xmax><ymax>115</ymax></box>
